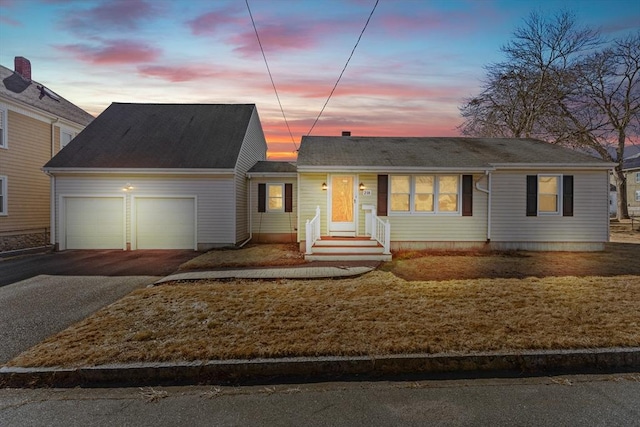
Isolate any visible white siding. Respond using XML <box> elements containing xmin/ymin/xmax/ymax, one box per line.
<box><xmin>234</xmin><ymin>108</ymin><xmax>268</xmax><ymax>243</ymax></box>
<box><xmin>298</xmin><ymin>173</ymin><xmax>328</xmax><ymax>241</ymax></box>
<box><xmin>491</xmin><ymin>170</ymin><xmax>609</xmax><ymax>243</ymax></box>
<box><xmin>251</xmin><ymin>178</ymin><xmax>297</xmax><ymax>239</ymax></box>
<box><xmin>54</xmin><ymin>174</ymin><xmax>236</xmax><ymax>249</ymax></box>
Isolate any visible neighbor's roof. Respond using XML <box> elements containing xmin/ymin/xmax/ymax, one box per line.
<box><xmin>0</xmin><ymin>64</ymin><xmax>94</xmax><ymax>126</ymax></box>
<box><xmin>248</xmin><ymin>161</ymin><xmax>297</xmax><ymax>174</ymax></box>
<box><xmin>623</xmin><ymin>154</ymin><xmax>640</xmax><ymax>171</ymax></box>
<box><xmin>44</xmin><ymin>103</ymin><xmax>259</xmax><ymax>169</ymax></box>
<box><xmin>297</xmin><ymin>136</ymin><xmax>611</xmax><ymax>170</ymax></box>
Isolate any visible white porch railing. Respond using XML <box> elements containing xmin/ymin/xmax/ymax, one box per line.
<box><xmin>370</xmin><ymin>211</ymin><xmax>391</xmax><ymax>255</ymax></box>
<box><xmin>305</xmin><ymin>205</ymin><xmax>321</xmax><ymax>254</ymax></box>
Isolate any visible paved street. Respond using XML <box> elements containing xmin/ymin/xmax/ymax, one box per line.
<box><xmin>0</xmin><ymin>249</ymin><xmax>200</xmax><ymax>287</ymax></box>
<box><xmin>1</xmin><ymin>374</ymin><xmax>639</xmax><ymax>426</ymax></box>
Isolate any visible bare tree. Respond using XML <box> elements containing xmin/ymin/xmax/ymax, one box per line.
<box><xmin>460</xmin><ymin>11</ymin><xmax>639</xmax><ymax>219</ymax></box>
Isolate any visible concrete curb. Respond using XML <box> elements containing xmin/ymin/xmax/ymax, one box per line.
<box><xmin>2</xmin><ymin>348</ymin><xmax>639</xmax><ymax>388</ymax></box>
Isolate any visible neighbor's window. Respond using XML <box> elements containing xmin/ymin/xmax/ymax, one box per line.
<box><xmin>636</xmin><ymin>190</ymin><xmax>640</xmax><ymax>202</ymax></box>
<box><xmin>60</xmin><ymin>129</ymin><xmax>75</xmax><ymax>149</ymax></box>
<box><xmin>0</xmin><ymin>108</ymin><xmax>6</xmax><ymax>149</ymax></box>
<box><xmin>538</xmin><ymin>175</ymin><xmax>559</xmax><ymax>214</ymax></box>
<box><xmin>390</xmin><ymin>175</ymin><xmax>459</xmax><ymax>214</ymax></box>
<box><xmin>636</xmin><ymin>172</ymin><xmax>640</xmax><ymax>183</ymax></box>
<box><xmin>0</xmin><ymin>175</ymin><xmax>7</xmax><ymax>215</ymax></box>
<box><xmin>267</xmin><ymin>183</ymin><xmax>284</xmax><ymax>212</ymax></box>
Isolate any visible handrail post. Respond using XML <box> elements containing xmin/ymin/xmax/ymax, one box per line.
<box><xmin>371</xmin><ymin>211</ymin><xmax>377</xmax><ymax>241</ymax></box>
<box><xmin>305</xmin><ymin>219</ymin><xmax>312</xmax><ymax>254</ymax></box>
<box><xmin>315</xmin><ymin>205</ymin><xmax>320</xmax><ymax>240</ymax></box>
<box><xmin>384</xmin><ymin>219</ymin><xmax>391</xmax><ymax>254</ymax></box>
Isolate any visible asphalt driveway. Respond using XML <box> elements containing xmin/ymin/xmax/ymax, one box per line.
<box><xmin>0</xmin><ymin>249</ymin><xmax>200</xmax><ymax>287</ymax></box>
<box><xmin>0</xmin><ymin>250</ymin><xmax>201</xmax><ymax>363</ymax></box>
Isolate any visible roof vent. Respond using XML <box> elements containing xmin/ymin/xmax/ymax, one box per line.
<box><xmin>14</xmin><ymin>56</ymin><xmax>31</xmax><ymax>81</ymax></box>
<box><xmin>342</xmin><ymin>131</ymin><xmax>351</xmax><ymax>136</ymax></box>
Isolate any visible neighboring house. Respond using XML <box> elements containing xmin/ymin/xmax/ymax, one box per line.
<box><xmin>0</xmin><ymin>57</ymin><xmax>94</xmax><ymax>252</ymax></box>
<box><xmin>623</xmin><ymin>154</ymin><xmax>640</xmax><ymax>216</ymax></box>
<box><xmin>43</xmin><ymin>103</ymin><xmax>266</xmax><ymax>251</ymax></box>
<box><xmin>295</xmin><ymin>136</ymin><xmax>613</xmax><ymax>258</ymax></box>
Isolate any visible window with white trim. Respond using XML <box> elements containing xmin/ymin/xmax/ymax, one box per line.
<box><xmin>538</xmin><ymin>175</ymin><xmax>560</xmax><ymax>214</ymax></box>
<box><xmin>636</xmin><ymin>172</ymin><xmax>640</xmax><ymax>184</ymax></box>
<box><xmin>0</xmin><ymin>108</ymin><xmax>7</xmax><ymax>149</ymax></box>
<box><xmin>60</xmin><ymin>129</ymin><xmax>75</xmax><ymax>149</ymax></box>
<box><xmin>390</xmin><ymin>175</ymin><xmax>459</xmax><ymax>214</ymax></box>
<box><xmin>636</xmin><ymin>190</ymin><xmax>640</xmax><ymax>202</ymax></box>
<box><xmin>0</xmin><ymin>176</ymin><xmax>7</xmax><ymax>215</ymax></box>
<box><xmin>267</xmin><ymin>183</ymin><xmax>284</xmax><ymax>212</ymax></box>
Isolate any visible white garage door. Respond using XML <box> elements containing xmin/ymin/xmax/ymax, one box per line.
<box><xmin>65</xmin><ymin>197</ymin><xmax>125</xmax><ymax>249</ymax></box>
<box><xmin>135</xmin><ymin>197</ymin><xmax>195</xmax><ymax>249</ymax></box>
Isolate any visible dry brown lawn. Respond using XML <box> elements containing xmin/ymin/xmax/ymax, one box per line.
<box><xmin>178</xmin><ymin>243</ymin><xmax>305</xmax><ymax>271</ymax></box>
<box><xmin>8</xmin><ymin>272</ymin><xmax>640</xmax><ymax>368</ymax></box>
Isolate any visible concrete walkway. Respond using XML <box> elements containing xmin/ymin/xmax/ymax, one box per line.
<box><xmin>156</xmin><ymin>265</ymin><xmax>375</xmax><ymax>283</ymax></box>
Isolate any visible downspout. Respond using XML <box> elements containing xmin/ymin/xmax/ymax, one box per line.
<box><xmin>44</xmin><ymin>170</ymin><xmax>56</xmax><ymax>249</ymax></box>
<box><xmin>238</xmin><ymin>176</ymin><xmax>252</xmax><ymax>248</ymax></box>
<box><xmin>475</xmin><ymin>172</ymin><xmax>492</xmax><ymax>242</ymax></box>
<box><xmin>50</xmin><ymin>118</ymin><xmax>59</xmax><ymax>158</ymax></box>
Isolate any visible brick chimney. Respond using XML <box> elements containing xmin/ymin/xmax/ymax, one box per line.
<box><xmin>14</xmin><ymin>56</ymin><xmax>32</xmax><ymax>81</ymax></box>
<box><xmin>342</xmin><ymin>131</ymin><xmax>351</xmax><ymax>136</ymax></box>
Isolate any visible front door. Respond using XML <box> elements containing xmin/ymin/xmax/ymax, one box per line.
<box><xmin>329</xmin><ymin>174</ymin><xmax>357</xmax><ymax>236</ymax></box>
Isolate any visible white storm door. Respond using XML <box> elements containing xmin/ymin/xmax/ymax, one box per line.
<box><xmin>65</xmin><ymin>197</ymin><xmax>125</xmax><ymax>249</ymax></box>
<box><xmin>329</xmin><ymin>175</ymin><xmax>356</xmax><ymax>235</ymax></box>
<box><xmin>135</xmin><ymin>197</ymin><xmax>196</xmax><ymax>249</ymax></box>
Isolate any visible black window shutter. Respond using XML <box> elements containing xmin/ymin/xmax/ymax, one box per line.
<box><xmin>563</xmin><ymin>175</ymin><xmax>573</xmax><ymax>216</ymax></box>
<box><xmin>258</xmin><ymin>183</ymin><xmax>266</xmax><ymax>212</ymax></box>
<box><xmin>526</xmin><ymin>175</ymin><xmax>537</xmax><ymax>216</ymax></box>
<box><xmin>285</xmin><ymin>183</ymin><xmax>293</xmax><ymax>212</ymax></box>
<box><xmin>377</xmin><ymin>175</ymin><xmax>388</xmax><ymax>216</ymax></box>
<box><xmin>462</xmin><ymin>175</ymin><xmax>473</xmax><ymax>216</ymax></box>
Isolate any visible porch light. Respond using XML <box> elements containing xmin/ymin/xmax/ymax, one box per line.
<box><xmin>122</xmin><ymin>183</ymin><xmax>134</xmax><ymax>191</ymax></box>
<box><xmin>322</xmin><ymin>182</ymin><xmax>328</xmax><ymax>190</ymax></box>
<box><xmin>359</xmin><ymin>182</ymin><xmax>366</xmax><ymax>190</ymax></box>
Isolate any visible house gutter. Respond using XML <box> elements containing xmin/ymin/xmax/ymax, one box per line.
<box><xmin>475</xmin><ymin>172</ymin><xmax>491</xmax><ymax>242</ymax></box>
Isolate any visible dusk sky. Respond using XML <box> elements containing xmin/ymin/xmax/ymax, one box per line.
<box><xmin>1</xmin><ymin>0</ymin><xmax>639</xmax><ymax>160</ymax></box>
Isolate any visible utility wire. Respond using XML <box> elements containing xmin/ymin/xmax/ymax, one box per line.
<box><xmin>307</xmin><ymin>0</ymin><xmax>379</xmax><ymax>136</ymax></box>
<box><xmin>245</xmin><ymin>0</ymin><xmax>298</xmax><ymax>151</ymax></box>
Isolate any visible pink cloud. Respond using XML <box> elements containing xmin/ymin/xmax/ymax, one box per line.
<box><xmin>63</xmin><ymin>0</ymin><xmax>162</xmax><ymax>33</ymax></box>
<box><xmin>229</xmin><ymin>24</ymin><xmax>317</xmax><ymax>56</ymax></box>
<box><xmin>0</xmin><ymin>15</ymin><xmax>21</xmax><ymax>27</ymax></box>
<box><xmin>186</xmin><ymin>6</ymin><xmax>244</xmax><ymax>36</ymax></box>
<box><xmin>56</xmin><ymin>40</ymin><xmax>161</xmax><ymax>65</ymax></box>
<box><xmin>137</xmin><ymin>64</ymin><xmax>261</xmax><ymax>82</ymax></box>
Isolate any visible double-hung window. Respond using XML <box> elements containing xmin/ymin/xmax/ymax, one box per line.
<box><xmin>635</xmin><ymin>190</ymin><xmax>640</xmax><ymax>202</ymax></box>
<box><xmin>636</xmin><ymin>172</ymin><xmax>640</xmax><ymax>184</ymax></box>
<box><xmin>527</xmin><ymin>174</ymin><xmax>573</xmax><ymax>216</ymax></box>
<box><xmin>60</xmin><ymin>129</ymin><xmax>75</xmax><ymax>149</ymax></box>
<box><xmin>267</xmin><ymin>183</ymin><xmax>284</xmax><ymax>212</ymax></box>
<box><xmin>390</xmin><ymin>175</ymin><xmax>459</xmax><ymax>214</ymax></box>
<box><xmin>0</xmin><ymin>175</ymin><xmax>7</xmax><ymax>215</ymax></box>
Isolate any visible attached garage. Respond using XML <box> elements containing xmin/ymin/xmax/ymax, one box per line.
<box><xmin>64</xmin><ymin>197</ymin><xmax>125</xmax><ymax>249</ymax></box>
<box><xmin>133</xmin><ymin>197</ymin><xmax>196</xmax><ymax>249</ymax></box>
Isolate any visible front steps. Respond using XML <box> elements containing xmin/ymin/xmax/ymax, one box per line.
<box><xmin>305</xmin><ymin>236</ymin><xmax>392</xmax><ymax>262</ymax></box>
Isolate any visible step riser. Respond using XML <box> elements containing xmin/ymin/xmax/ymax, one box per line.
<box><xmin>305</xmin><ymin>254</ymin><xmax>392</xmax><ymax>262</ymax></box>
<box><xmin>315</xmin><ymin>240</ymin><xmax>380</xmax><ymax>247</ymax></box>
<box><xmin>312</xmin><ymin>247</ymin><xmax>385</xmax><ymax>254</ymax></box>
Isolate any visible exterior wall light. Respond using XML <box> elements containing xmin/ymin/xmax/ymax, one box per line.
<box><xmin>123</xmin><ymin>183</ymin><xmax>134</xmax><ymax>191</ymax></box>
<box><xmin>359</xmin><ymin>182</ymin><xmax>366</xmax><ymax>191</ymax></box>
<box><xmin>322</xmin><ymin>182</ymin><xmax>327</xmax><ymax>190</ymax></box>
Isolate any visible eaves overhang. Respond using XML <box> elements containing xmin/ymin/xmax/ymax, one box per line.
<box><xmin>42</xmin><ymin>167</ymin><xmax>237</xmax><ymax>175</ymax></box>
<box><xmin>246</xmin><ymin>172</ymin><xmax>298</xmax><ymax>178</ymax></box>
<box><xmin>490</xmin><ymin>162</ymin><xmax>615</xmax><ymax>170</ymax></box>
<box><xmin>296</xmin><ymin>165</ymin><xmax>495</xmax><ymax>174</ymax></box>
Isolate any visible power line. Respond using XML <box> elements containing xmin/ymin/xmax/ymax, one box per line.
<box><xmin>245</xmin><ymin>0</ymin><xmax>298</xmax><ymax>152</ymax></box>
<box><xmin>307</xmin><ymin>0</ymin><xmax>380</xmax><ymax>136</ymax></box>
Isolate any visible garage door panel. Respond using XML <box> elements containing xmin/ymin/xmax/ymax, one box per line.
<box><xmin>136</xmin><ymin>198</ymin><xmax>195</xmax><ymax>249</ymax></box>
<box><xmin>65</xmin><ymin>198</ymin><xmax>124</xmax><ymax>249</ymax></box>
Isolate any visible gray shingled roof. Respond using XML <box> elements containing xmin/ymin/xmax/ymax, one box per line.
<box><xmin>623</xmin><ymin>154</ymin><xmax>640</xmax><ymax>171</ymax></box>
<box><xmin>0</xmin><ymin>64</ymin><xmax>93</xmax><ymax>126</ymax></box>
<box><xmin>297</xmin><ymin>136</ymin><xmax>608</xmax><ymax>169</ymax></box>
<box><xmin>44</xmin><ymin>103</ymin><xmax>257</xmax><ymax>169</ymax></box>
<box><xmin>248</xmin><ymin>161</ymin><xmax>297</xmax><ymax>174</ymax></box>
